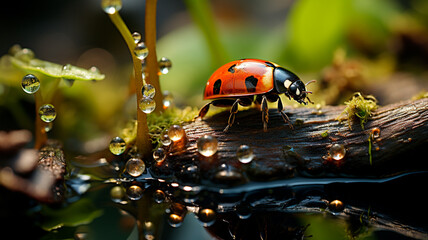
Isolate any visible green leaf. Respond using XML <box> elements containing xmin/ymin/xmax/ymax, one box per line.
<box><xmin>40</xmin><ymin>198</ymin><xmax>103</xmax><ymax>231</ymax></box>
<box><xmin>9</xmin><ymin>47</ymin><xmax>104</xmax><ymax>81</ymax></box>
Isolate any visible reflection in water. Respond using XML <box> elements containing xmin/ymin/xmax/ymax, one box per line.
<box><xmin>65</xmin><ymin>139</ymin><xmax>427</xmax><ymax>240</ymax></box>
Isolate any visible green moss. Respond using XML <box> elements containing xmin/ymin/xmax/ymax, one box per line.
<box><xmin>411</xmin><ymin>90</ymin><xmax>428</xmax><ymax>100</ymax></box>
<box><xmin>321</xmin><ymin>130</ymin><xmax>329</xmax><ymax>138</ymax></box>
<box><xmin>119</xmin><ymin>106</ymin><xmax>199</xmax><ymax>149</ymax></box>
<box><xmin>338</xmin><ymin>92</ymin><xmax>378</xmax><ymax>130</ymax></box>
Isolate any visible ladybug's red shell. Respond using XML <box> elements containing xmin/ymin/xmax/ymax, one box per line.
<box><xmin>203</xmin><ymin>59</ymin><xmax>279</xmax><ymax>100</ymax></box>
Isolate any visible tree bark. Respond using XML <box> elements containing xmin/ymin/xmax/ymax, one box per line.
<box><xmin>168</xmin><ymin>98</ymin><xmax>428</xmax><ymax>181</ymax></box>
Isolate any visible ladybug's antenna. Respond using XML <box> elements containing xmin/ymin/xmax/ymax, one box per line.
<box><xmin>305</xmin><ymin>80</ymin><xmax>316</xmax><ymax>86</ymax></box>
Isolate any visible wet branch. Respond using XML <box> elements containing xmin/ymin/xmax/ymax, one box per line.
<box><xmin>173</xmin><ymin>98</ymin><xmax>428</xmax><ymax>179</ymax></box>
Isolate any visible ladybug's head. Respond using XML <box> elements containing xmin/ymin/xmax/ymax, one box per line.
<box><xmin>273</xmin><ymin>67</ymin><xmax>315</xmax><ymax>105</ymax></box>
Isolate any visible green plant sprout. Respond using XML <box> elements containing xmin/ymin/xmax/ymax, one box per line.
<box><xmin>102</xmin><ymin>0</ymin><xmax>166</xmax><ymax>158</ymax></box>
<box><xmin>338</xmin><ymin>92</ymin><xmax>378</xmax><ymax>130</ymax></box>
<box><xmin>3</xmin><ymin>45</ymin><xmax>105</xmax><ymax>149</ymax></box>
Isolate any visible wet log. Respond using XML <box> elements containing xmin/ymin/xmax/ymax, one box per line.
<box><xmin>169</xmin><ymin>98</ymin><xmax>428</xmax><ymax>180</ymax></box>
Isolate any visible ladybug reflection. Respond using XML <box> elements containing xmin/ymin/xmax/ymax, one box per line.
<box><xmin>196</xmin><ymin>59</ymin><xmax>315</xmax><ymax>132</ymax></box>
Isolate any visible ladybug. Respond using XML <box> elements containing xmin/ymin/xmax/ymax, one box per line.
<box><xmin>196</xmin><ymin>59</ymin><xmax>315</xmax><ymax>132</ymax></box>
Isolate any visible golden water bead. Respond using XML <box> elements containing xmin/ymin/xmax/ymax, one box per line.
<box><xmin>125</xmin><ymin>158</ymin><xmax>145</xmax><ymax>177</ymax></box>
<box><xmin>329</xmin><ymin>200</ymin><xmax>344</xmax><ymax>213</ymax></box>
<box><xmin>329</xmin><ymin>143</ymin><xmax>346</xmax><ymax>161</ymax></box>
<box><xmin>109</xmin><ymin>136</ymin><xmax>126</xmax><ymax>155</ymax></box>
<box><xmin>101</xmin><ymin>0</ymin><xmax>122</xmax><ymax>14</ymax></box>
<box><xmin>236</xmin><ymin>145</ymin><xmax>254</xmax><ymax>164</ymax></box>
<box><xmin>139</xmin><ymin>97</ymin><xmax>156</xmax><ymax>114</ymax></box>
<box><xmin>158</xmin><ymin>57</ymin><xmax>172</xmax><ymax>74</ymax></box>
<box><xmin>168</xmin><ymin>213</ymin><xmax>184</xmax><ymax>228</ymax></box>
<box><xmin>21</xmin><ymin>74</ymin><xmax>40</xmax><ymax>94</ymax></box>
<box><xmin>39</xmin><ymin>104</ymin><xmax>56</xmax><ymax>123</ymax></box>
<box><xmin>134</xmin><ymin>42</ymin><xmax>149</xmax><ymax>60</ymax></box>
<box><xmin>153</xmin><ymin>189</ymin><xmax>165</xmax><ymax>203</ymax></box>
<box><xmin>198</xmin><ymin>208</ymin><xmax>216</xmax><ymax>226</ymax></box>
<box><xmin>168</xmin><ymin>125</ymin><xmax>185</xmax><ymax>142</ymax></box>
<box><xmin>197</xmin><ymin>135</ymin><xmax>218</xmax><ymax>157</ymax></box>
<box><xmin>126</xmin><ymin>185</ymin><xmax>144</xmax><ymax>201</ymax></box>
<box><xmin>162</xmin><ymin>91</ymin><xmax>174</xmax><ymax>109</ymax></box>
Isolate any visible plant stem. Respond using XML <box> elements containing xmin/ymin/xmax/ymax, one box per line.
<box><xmin>34</xmin><ymin>90</ymin><xmax>47</xmax><ymax>149</ymax></box>
<box><xmin>144</xmin><ymin>0</ymin><xmax>163</xmax><ymax>114</ymax></box>
<box><xmin>184</xmin><ymin>0</ymin><xmax>229</xmax><ymax>67</ymax></box>
<box><xmin>108</xmin><ymin>12</ymin><xmax>152</xmax><ymax>158</ymax></box>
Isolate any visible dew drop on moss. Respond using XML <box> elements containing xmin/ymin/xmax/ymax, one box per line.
<box><xmin>39</xmin><ymin>104</ymin><xmax>56</xmax><ymax>123</ymax></box>
<box><xmin>132</xmin><ymin>32</ymin><xmax>141</xmax><ymax>44</ymax></box>
<box><xmin>160</xmin><ymin>129</ymin><xmax>172</xmax><ymax>146</ymax></box>
<box><xmin>197</xmin><ymin>135</ymin><xmax>218</xmax><ymax>157</ymax></box>
<box><xmin>158</xmin><ymin>57</ymin><xmax>172</xmax><ymax>74</ymax></box>
<box><xmin>237</xmin><ymin>145</ymin><xmax>254</xmax><ymax>164</ymax></box>
<box><xmin>21</xmin><ymin>74</ymin><xmax>40</xmax><ymax>94</ymax></box>
<box><xmin>109</xmin><ymin>136</ymin><xmax>126</xmax><ymax>155</ymax></box>
<box><xmin>134</xmin><ymin>42</ymin><xmax>149</xmax><ymax>60</ymax></box>
<box><xmin>139</xmin><ymin>97</ymin><xmax>156</xmax><ymax>114</ymax></box>
<box><xmin>142</xmin><ymin>84</ymin><xmax>155</xmax><ymax>98</ymax></box>
<box><xmin>125</xmin><ymin>158</ymin><xmax>145</xmax><ymax>177</ymax></box>
<box><xmin>168</xmin><ymin>125</ymin><xmax>185</xmax><ymax>142</ymax></box>
<box><xmin>101</xmin><ymin>0</ymin><xmax>122</xmax><ymax>14</ymax></box>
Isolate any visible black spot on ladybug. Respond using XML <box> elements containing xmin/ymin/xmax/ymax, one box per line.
<box><xmin>213</xmin><ymin>79</ymin><xmax>222</xmax><ymax>95</ymax></box>
<box><xmin>228</xmin><ymin>64</ymin><xmax>236</xmax><ymax>73</ymax></box>
<box><xmin>245</xmin><ymin>76</ymin><xmax>258</xmax><ymax>93</ymax></box>
<box><xmin>264</xmin><ymin>62</ymin><xmax>275</xmax><ymax>68</ymax></box>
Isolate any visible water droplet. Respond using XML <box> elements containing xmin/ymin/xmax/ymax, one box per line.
<box><xmin>109</xmin><ymin>136</ymin><xmax>126</xmax><ymax>155</ymax></box>
<box><xmin>89</xmin><ymin>66</ymin><xmax>100</xmax><ymax>74</ymax></box>
<box><xmin>168</xmin><ymin>213</ymin><xmax>184</xmax><ymax>228</ymax></box>
<box><xmin>134</xmin><ymin>42</ymin><xmax>149</xmax><ymax>60</ymax></box>
<box><xmin>153</xmin><ymin>189</ymin><xmax>165</xmax><ymax>203</ymax></box>
<box><xmin>101</xmin><ymin>0</ymin><xmax>122</xmax><ymax>14</ymax></box>
<box><xmin>132</xmin><ymin>32</ymin><xmax>141</xmax><ymax>44</ymax></box>
<box><xmin>329</xmin><ymin>143</ymin><xmax>346</xmax><ymax>161</ymax></box>
<box><xmin>236</xmin><ymin>203</ymin><xmax>252</xmax><ymax>219</ymax></box>
<box><xmin>197</xmin><ymin>208</ymin><xmax>216</xmax><ymax>226</ymax></box>
<box><xmin>162</xmin><ymin>91</ymin><xmax>174</xmax><ymax>109</ymax></box>
<box><xmin>236</xmin><ymin>145</ymin><xmax>254</xmax><ymax>163</ymax></box>
<box><xmin>328</xmin><ymin>199</ymin><xmax>344</xmax><ymax>213</ymax></box>
<box><xmin>21</xmin><ymin>74</ymin><xmax>40</xmax><ymax>94</ymax></box>
<box><xmin>142</xmin><ymin>84</ymin><xmax>155</xmax><ymax>98</ymax></box>
<box><xmin>197</xmin><ymin>135</ymin><xmax>218</xmax><ymax>157</ymax></box>
<box><xmin>139</xmin><ymin>97</ymin><xmax>156</xmax><ymax>113</ymax></box>
<box><xmin>110</xmin><ymin>185</ymin><xmax>126</xmax><ymax>203</ymax></box>
<box><xmin>126</xmin><ymin>185</ymin><xmax>144</xmax><ymax>200</ymax></box>
<box><xmin>168</xmin><ymin>125</ymin><xmax>185</xmax><ymax>142</ymax></box>
<box><xmin>158</xmin><ymin>57</ymin><xmax>172</xmax><ymax>74</ymax></box>
<box><xmin>125</xmin><ymin>158</ymin><xmax>145</xmax><ymax>177</ymax></box>
<box><xmin>39</xmin><ymin>104</ymin><xmax>56</xmax><ymax>123</ymax></box>
<box><xmin>153</xmin><ymin>148</ymin><xmax>166</xmax><ymax>163</ymax></box>
<box><xmin>43</xmin><ymin>122</ymin><xmax>53</xmax><ymax>133</ymax></box>
<box><xmin>160</xmin><ymin>129</ymin><xmax>172</xmax><ymax>146</ymax></box>
<box><xmin>214</xmin><ymin>164</ymin><xmax>243</xmax><ymax>183</ymax></box>
<box><xmin>15</xmin><ymin>48</ymin><xmax>35</xmax><ymax>62</ymax></box>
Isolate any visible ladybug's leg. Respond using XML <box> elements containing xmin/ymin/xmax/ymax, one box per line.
<box><xmin>261</xmin><ymin>95</ymin><xmax>269</xmax><ymax>132</ymax></box>
<box><xmin>277</xmin><ymin>97</ymin><xmax>294</xmax><ymax>129</ymax></box>
<box><xmin>194</xmin><ymin>102</ymin><xmax>212</xmax><ymax>121</ymax></box>
<box><xmin>223</xmin><ymin>99</ymin><xmax>240</xmax><ymax>132</ymax></box>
